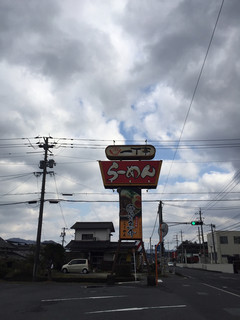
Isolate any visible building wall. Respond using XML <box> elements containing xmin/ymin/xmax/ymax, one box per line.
<box><xmin>75</xmin><ymin>228</ymin><xmax>111</xmax><ymax>241</ymax></box>
<box><xmin>207</xmin><ymin>230</ymin><xmax>240</xmax><ymax>264</ymax></box>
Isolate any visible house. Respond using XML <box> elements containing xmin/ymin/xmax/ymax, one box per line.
<box><xmin>0</xmin><ymin>237</ymin><xmax>16</xmax><ymax>259</ymax></box>
<box><xmin>71</xmin><ymin>222</ymin><xmax>114</xmax><ymax>241</ymax></box>
<box><xmin>65</xmin><ymin>222</ymin><xmax>137</xmax><ymax>271</ymax></box>
<box><xmin>175</xmin><ymin>240</ymin><xmax>208</xmax><ymax>263</ymax></box>
<box><xmin>207</xmin><ymin>230</ymin><xmax>240</xmax><ymax>265</ymax></box>
<box><xmin>0</xmin><ymin>237</ymin><xmax>29</xmax><ymax>260</ymax></box>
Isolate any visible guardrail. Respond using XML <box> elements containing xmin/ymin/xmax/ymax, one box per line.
<box><xmin>177</xmin><ymin>263</ymin><xmax>234</xmax><ymax>274</ymax></box>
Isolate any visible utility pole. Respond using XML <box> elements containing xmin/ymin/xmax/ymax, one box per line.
<box><xmin>158</xmin><ymin>201</ymin><xmax>164</xmax><ymax>273</ymax></box>
<box><xmin>180</xmin><ymin>230</ymin><xmax>184</xmax><ymax>263</ymax></box>
<box><xmin>175</xmin><ymin>234</ymin><xmax>179</xmax><ymax>248</ymax></box>
<box><xmin>60</xmin><ymin>227</ymin><xmax>68</xmax><ymax>247</ymax></box>
<box><xmin>211</xmin><ymin>224</ymin><xmax>217</xmax><ymax>264</ymax></box>
<box><xmin>32</xmin><ymin>137</ymin><xmax>55</xmax><ymax>281</ymax></box>
<box><xmin>150</xmin><ymin>237</ymin><xmax>153</xmax><ymax>263</ymax></box>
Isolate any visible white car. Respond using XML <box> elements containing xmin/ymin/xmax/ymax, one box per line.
<box><xmin>168</xmin><ymin>261</ymin><xmax>174</xmax><ymax>267</ymax></box>
<box><xmin>61</xmin><ymin>259</ymin><xmax>89</xmax><ymax>274</ymax></box>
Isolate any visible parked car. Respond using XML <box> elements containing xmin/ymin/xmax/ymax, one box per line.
<box><xmin>61</xmin><ymin>259</ymin><xmax>89</xmax><ymax>274</ymax></box>
<box><xmin>168</xmin><ymin>261</ymin><xmax>174</xmax><ymax>267</ymax></box>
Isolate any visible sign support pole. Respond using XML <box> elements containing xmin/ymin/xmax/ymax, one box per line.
<box><xmin>158</xmin><ymin>201</ymin><xmax>164</xmax><ymax>275</ymax></box>
<box><xmin>141</xmin><ymin>241</ymin><xmax>150</xmax><ymax>273</ymax></box>
<box><xmin>133</xmin><ymin>249</ymin><xmax>137</xmax><ymax>281</ymax></box>
<box><xmin>155</xmin><ymin>240</ymin><xmax>161</xmax><ymax>285</ymax></box>
<box><xmin>111</xmin><ymin>239</ymin><xmax>121</xmax><ymax>275</ymax></box>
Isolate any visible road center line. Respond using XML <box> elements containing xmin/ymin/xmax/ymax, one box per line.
<box><xmin>41</xmin><ymin>295</ymin><xmax>127</xmax><ymax>302</ymax></box>
<box><xmin>202</xmin><ymin>283</ymin><xmax>240</xmax><ymax>298</ymax></box>
<box><xmin>86</xmin><ymin>304</ymin><xmax>187</xmax><ymax>314</ymax></box>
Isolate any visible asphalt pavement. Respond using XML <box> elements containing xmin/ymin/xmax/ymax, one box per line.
<box><xmin>1</xmin><ymin>269</ymin><xmax>240</xmax><ymax>320</ymax></box>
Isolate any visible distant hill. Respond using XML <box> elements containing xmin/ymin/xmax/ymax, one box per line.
<box><xmin>7</xmin><ymin>238</ymin><xmax>35</xmax><ymax>245</ymax></box>
<box><xmin>42</xmin><ymin>240</ymin><xmax>58</xmax><ymax>244</ymax></box>
<box><xmin>7</xmin><ymin>238</ymin><xmax>58</xmax><ymax>245</ymax></box>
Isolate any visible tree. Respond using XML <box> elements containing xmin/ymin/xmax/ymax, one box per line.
<box><xmin>41</xmin><ymin>243</ymin><xmax>65</xmax><ymax>278</ymax></box>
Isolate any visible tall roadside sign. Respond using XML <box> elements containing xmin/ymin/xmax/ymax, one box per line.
<box><xmin>99</xmin><ymin>144</ymin><xmax>162</xmax><ymax>272</ymax></box>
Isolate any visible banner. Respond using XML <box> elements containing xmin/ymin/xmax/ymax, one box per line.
<box><xmin>119</xmin><ymin>188</ymin><xmax>142</xmax><ymax>240</ymax></box>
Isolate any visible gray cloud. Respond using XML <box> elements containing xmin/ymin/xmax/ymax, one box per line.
<box><xmin>0</xmin><ymin>0</ymin><xmax>239</xmax><ymax>247</ymax></box>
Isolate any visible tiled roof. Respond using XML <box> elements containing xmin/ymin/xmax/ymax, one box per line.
<box><xmin>66</xmin><ymin>240</ymin><xmax>135</xmax><ymax>251</ymax></box>
<box><xmin>71</xmin><ymin>222</ymin><xmax>115</xmax><ymax>232</ymax></box>
<box><xmin>0</xmin><ymin>237</ymin><xmax>15</xmax><ymax>249</ymax></box>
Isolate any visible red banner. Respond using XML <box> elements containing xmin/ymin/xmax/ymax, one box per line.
<box><xmin>99</xmin><ymin>160</ymin><xmax>162</xmax><ymax>189</ymax></box>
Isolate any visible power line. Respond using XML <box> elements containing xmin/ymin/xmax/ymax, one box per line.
<box><xmin>1</xmin><ymin>198</ymin><xmax>240</xmax><ymax>206</ymax></box>
<box><xmin>201</xmin><ymin>169</ymin><xmax>240</xmax><ymax>213</ymax></box>
<box><xmin>160</xmin><ymin>0</ymin><xmax>225</xmax><ymax>193</ymax></box>
<box><xmin>218</xmin><ymin>221</ymin><xmax>240</xmax><ymax>231</ymax></box>
<box><xmin>53</xmin><ymin>173</ymin><xmax>68</xmax><ymax>229</ymax></box>
<box><xmin>2</xmin><ymin>137</ymin><xmax>240</xmax><ymax>147</ymax></box>
<box><xmin>2</xmin><ymin>191</ymin><xmax>240</xmax><ymax>197</ymax></box>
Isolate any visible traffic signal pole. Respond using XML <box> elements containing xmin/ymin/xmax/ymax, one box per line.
<box><xmin>155</xmin><ymin>201</ymin><xmax>163</xmax><ymax>285</ymax></box>
<box><xmin>199</xmin><ymin>209</ymin><xmax>206</xmax><ymax>262</ymax></box>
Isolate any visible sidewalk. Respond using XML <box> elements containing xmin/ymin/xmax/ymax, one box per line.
<box><xmin>52</xmin><ymin>271</ymin><xmax>150</xmax><ymax>284</ymax></box>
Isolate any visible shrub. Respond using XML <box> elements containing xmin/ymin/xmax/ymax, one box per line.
<box><xmin>4</xmin><ymin>259</ymin><xmax>33</xmax><ymax>280</ymax></box>
<box><xmin>115</xmin><ymin>263</ymin><xmax>132</xmax><ymax>277</ymax></box>
<box><xmin>0</xmin><ymin>260</ymin><xmax>8</xmax><ymax>278</ymax></box>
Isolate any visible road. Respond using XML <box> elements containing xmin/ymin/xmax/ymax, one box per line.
<box><xmin>0</xmin><ymin>268</ymin><xmax>240</xmax><ymax>320</ymax></box>
<box><xmin>175</xmin><ymin>266</ymin><xmax>240</xmax><ymax>296</ymax></box>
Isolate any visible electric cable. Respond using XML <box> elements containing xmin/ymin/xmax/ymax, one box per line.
<box><xmin>53</xmin><ymin>173</ymin><xmax>68</xmax><ymax>229</ymax></box>
<box><xmin>161</xmin><ymin>0</ymin><xmax>225</xmax><ymax>193</ymax></box>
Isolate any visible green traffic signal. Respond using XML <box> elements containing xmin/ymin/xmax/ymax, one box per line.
<box><xmin>191</xmin><ymin>221</ymin><xmax>203</xmax><ymax>225</ymax></box>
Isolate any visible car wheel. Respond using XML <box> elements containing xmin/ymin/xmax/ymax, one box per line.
<box><xmin>62</xmin><ymin>268</ymin><xmax>68</xmax><ymax>274</ymax></box>
<box><xmin>82</xmin><ymin>269</ymin><xmax>88</xmax><ymax>274</ymax></box>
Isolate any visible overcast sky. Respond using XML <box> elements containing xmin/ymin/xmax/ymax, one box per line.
<box><xmin>0</xmin><ymin>0</ymin><xmax>240</xmax><ymax>250</ymax></box>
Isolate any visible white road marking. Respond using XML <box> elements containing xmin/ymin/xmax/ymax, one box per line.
<box><xmin>86</xmin><ymin>304</ymin><xmax>187</xmax><ymax>314</ymax></box>
<box><xmin>203</xmin><ymin>283</ymin><xmax>240</xmax><ymax>298</ymax></box>
<box><xmin>41</xmin><ymin>295</ymin><xmax>127</xmax><ymax>302</ymax></box>
<box><xmin>117</xmin><ymin>281</ymin><xmax>140</xmax><ymax>284</ymax></box>
<box><xmin>196</xmin><ymin>292</ymin><xmax>208</xmax><ymax>296</ymax></box>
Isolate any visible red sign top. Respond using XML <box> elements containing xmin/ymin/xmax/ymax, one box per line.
<box><xmin>99</xmin><ymin>160</ymin><xmax>162</xmax><ymax>189</ymax></box>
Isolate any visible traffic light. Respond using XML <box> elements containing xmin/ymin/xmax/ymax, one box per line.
<box><xmin>191</xmin><ymin>221</ymin><xmax>203</xmax><ymax>225</ymax></box>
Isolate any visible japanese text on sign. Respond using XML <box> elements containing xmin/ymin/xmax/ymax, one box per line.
<box><xmin>107</xmin><ymin>162</ymin><xmax>156</xmax><ymax>182</ymax></box>
<box><xmin>119</xmin><ymin>188</ymin><xmax>142</xmax><ymax>240</ymax></box>
<box><xmin>105</xmin><ymin>145</ymin><xmax>156</xmax><ymax>160</ymax></box>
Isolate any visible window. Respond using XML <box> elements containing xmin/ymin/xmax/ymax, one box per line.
<box><xmin>76</xmin><ymin>259</ymin><xmax>87</xmax><ymax>264</ymax></box>
<box><xmin>82</xmin><ymin>234</ymin><xmax>94</xmax><ymax>240</ymax></box>
<box><xmin>234</xmin><ymin>236</ymin><xmax>240</xmax><ymax>244</ymax></box>
<box><xmin>220</xmin><ymin>236</ymin><xmax>228</xmax><ymax>244</ymax></box>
